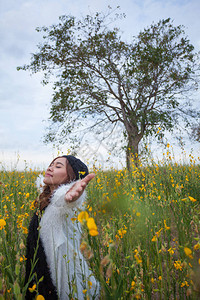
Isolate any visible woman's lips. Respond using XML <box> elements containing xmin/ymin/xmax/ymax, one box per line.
<box><xmin>45</xmin><ymin>173</ymin><xmax>53</xmax><ymax>177</ymax></box>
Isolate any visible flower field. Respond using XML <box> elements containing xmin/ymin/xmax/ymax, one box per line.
<box><xmin>0</xmin><ymin>150</ymin><xmax>200</xmax><ymax>299</ymax></box>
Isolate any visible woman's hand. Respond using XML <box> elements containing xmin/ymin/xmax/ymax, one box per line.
<box><xmin>65</xmin><ymin>173</ymin><xmax>95</xmax><ymax>203</ymax></box>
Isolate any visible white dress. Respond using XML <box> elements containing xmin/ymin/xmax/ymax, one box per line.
<box><xmin>39</xmin><ymin>182</ymin><xmax>100</xmax><ymax>299</ymax></box>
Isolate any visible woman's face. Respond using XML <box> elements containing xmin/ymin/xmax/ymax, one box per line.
<box><xmin>43</xmin><ymin>157</ymin><xmax>68</xmax><ymax>189</ymax></box>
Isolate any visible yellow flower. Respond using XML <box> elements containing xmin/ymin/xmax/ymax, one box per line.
<box><xmin>22</xmin><ymin>226</ymin><xmax>28</xmax><ymax>234</ymax></box>
<box><xmin>152</xmin><ymin>228</ymin><xmax>163</xmax><ymax>242</ymax></box>
<box><xmin>194</xmin><ymin>243</ymin><xmax>200</xmax><ymax>251</ymax></box>
<box><xmin>117</xmin><ymin>228</ymin><xmax>127</xmax><ymax>238</ymax></box>
<box><xmin>0</xmin><ymin>219</ymin><xmax>6</xmax><ymax>230</ymax></box>
<box><xmin>26</xmin><ymin>193</ymin><xmax>30</xmax><ymax>198</ymax></box>
<box><xmin>164</xmin><ymin>220</ymin><xmax>170</xmax><ymax>230</ymax></box>
<box><xmin>156</xmin><ymin>228</ymin><xmax>163</xmax><ymax>237</ymax></box>
<box><xmin>115</xmin><ymin>179</ymin><xmax>121</xmax><ymax>186</ymax></box>
<box><xmin>188</xmin><ymin>196</ymin><xmax>197</xmax><ymax>202</ymax></box>
<box><xmin>30</xmin><ymin>201</ymin><xmax>36</xmax><ymax>210</ymax></box>
<box><xmin>130</xmin><ymin>280</ymin><xmax>136</xmax><ymax>291</ymax></box>
<box><xmin>168</xmin><ymin>248</ymin><xmax>174</xmax><ymax>255</ymax></box>
<box><xmin>174</xmin><ymin>260</ymin><xmax>183</xmax><ymax>271</ymax></box>
<box><xmin>79</xmin><ymin>171</ymin><xmax>86</xmax><ymax>176</ymax></box>
<box><xmin>181</xmin><ymin>281</ymin><xmax>189</xmax><ymax>287</ymax></box>
<box><xmin>78</xmin><ymin>211</ymin><xmax>89</xmax><ymax>223</ymax></box>
<box><xmin>184</xmin><ymin>247</ymin><xmax>191</xmax><ymax>255</ymax></box>
<box><xmin>87</xmin><ymin>217</ymin><xmax>97</xmax><ymax>231</ymax></box>
<box><xmin>89</xmin><ymin>229</ymin><xmax>99</xmax><ymax>236</ymax></box>
<box><xmin>71</xmin><ymin>217</ymin><xmax>77</xmax><ymax>223</ymax></box>
<box><xmin>184</xmin><ymin>247</ymin><xmax>193</xmax><ymax>259</ymax></box>
<box><xmin>87</xmin><ymin>218</ymin><xmax>99</xmax><ymax>236</ymax></box>
<box><xmin>82</xmin><ymin>289</ymin><xmax>87</xmax><ymax>294</ymax></box>
<box><xmin>106</xmin><ymin>278</ymin><xmax>110</xmax><ymax>284</ymax></box>
<box><xmin>29</xmin><ymin>284</ymin><xmax>36</xmax><ymax>292</ymax></box>
<box><xmin>152</xmin><ymin>235</ymin><xmax>157</xmax><ymax>242</ymax></box>
<box><xmin>88</xmin><ymin>281</ymin><xmax>92</xmax><ymax>289</ymax></box>
<box><xmin>36</xmin><ymin>296</ymin><xmax>45</xmax><ymax>300</ymax></box>
<box><xmin>134</xmin><ymin>253</ymin><xmax>142</xmax><ymax>264</ymax></box>
<box><xmin>158</xmin><ymin>276</ymin><xmax>162</xmax><ymax>280</ymax></box>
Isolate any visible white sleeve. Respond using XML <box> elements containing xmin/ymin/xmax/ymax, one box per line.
<box><xmin>50</xmin><ymin>181</ymin><xmax>86</xmax><ymax>211</ymax></box>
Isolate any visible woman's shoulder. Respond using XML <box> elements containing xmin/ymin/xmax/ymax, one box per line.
<box><xmin>52</xmin><ymin>181</ymin><xmax>76</xmax><ymax>198</ymax></box>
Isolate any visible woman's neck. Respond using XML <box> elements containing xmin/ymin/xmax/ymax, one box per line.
<box><xmin>50</xmin><ymin>185</ymin><xmax>59</xmax><ymax>193</ymax></box>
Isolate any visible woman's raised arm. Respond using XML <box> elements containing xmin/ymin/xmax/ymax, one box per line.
<box><xmin>64</xmin><ymin>173</ymin><xmax>95</xmax><ymax>203</ymax></box>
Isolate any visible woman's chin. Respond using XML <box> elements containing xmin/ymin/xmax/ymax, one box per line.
<box><xmin>43</xmin><ymin>177</ymin><xmax>52</xmax><ymax>185</ymax></box>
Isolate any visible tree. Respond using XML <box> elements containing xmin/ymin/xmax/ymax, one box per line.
<box><xmin>18</xmin><ymin>10</ymin><xmax>200</xmax><ymax>168</ymax></box>
<box><xmin>191</xmin><ymin>124</ymin><xmax>200</xmax><ymax>142</ymax></box>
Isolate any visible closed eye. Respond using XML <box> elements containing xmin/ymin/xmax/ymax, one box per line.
<box><xmin>55</xmin><ymin>162</ymin><xmax>64</xmax><ymax>168</ymax></box>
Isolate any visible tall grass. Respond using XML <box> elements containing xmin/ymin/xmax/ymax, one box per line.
<box><xmin>0</xmin><ymin>151</ymin><xmax>200</xmax><ymax>299</ymax></box>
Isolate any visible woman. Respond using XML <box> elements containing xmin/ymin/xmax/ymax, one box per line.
<box><xmin>25</xmin><ymin>155</ymin><xmax>100</xmax><ymax>299</ymax></box>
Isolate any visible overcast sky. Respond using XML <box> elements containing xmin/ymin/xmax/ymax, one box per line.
<box><xmin>0</xmin><ymin>0</ymin><xmax>200</xmax><ymax>170</ymax></box>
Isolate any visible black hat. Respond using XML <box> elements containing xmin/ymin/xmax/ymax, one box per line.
<box><xmin>62</xmin><ymin>155</ymin><xmax>89</xmax><ymax>180</ymax></box>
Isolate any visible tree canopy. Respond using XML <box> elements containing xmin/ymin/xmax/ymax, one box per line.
<box><xmin>18</xmin><ymin>10</ymin><xmax>200</xmax><ymax>168</ymax></box>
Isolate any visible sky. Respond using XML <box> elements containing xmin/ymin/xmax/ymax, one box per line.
<box><xmin>0</xmin><ymin>0</ymin><xmax>200</xmax><ymax>171</ymax></box>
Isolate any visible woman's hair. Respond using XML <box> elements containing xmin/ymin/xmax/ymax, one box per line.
<box><xmin>38</xmin><ymin>157</ymin><xmax>76</xmax><ymax>211</ymax></box>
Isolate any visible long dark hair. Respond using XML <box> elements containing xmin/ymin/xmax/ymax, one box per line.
<box><xmin>38</xmin><ymin>157</ymin><xmax>76</xmax><ymax>211</ymax></box>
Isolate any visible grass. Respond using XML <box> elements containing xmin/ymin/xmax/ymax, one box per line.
<box><xmin>0</xmin><ymin>150</ymin><xmax>200</xmax><ymax>299</ymax></box>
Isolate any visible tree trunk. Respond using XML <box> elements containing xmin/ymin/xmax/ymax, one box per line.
<box><xmin>126</xmin><ymin>135</ymin><xmax>141</xmax><ymax>170</ymax></box>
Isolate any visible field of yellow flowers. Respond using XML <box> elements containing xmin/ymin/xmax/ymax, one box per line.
<box><xmin>0</xmin><ymin>150</ymin><xmax>200</xmax><ymax>299</ymax></box>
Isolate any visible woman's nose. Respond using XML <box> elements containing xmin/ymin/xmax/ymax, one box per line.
<box><xmin>47</xmin><ymin>165</ymin><xmax>53</xmax><ymax>171</ymax></box>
